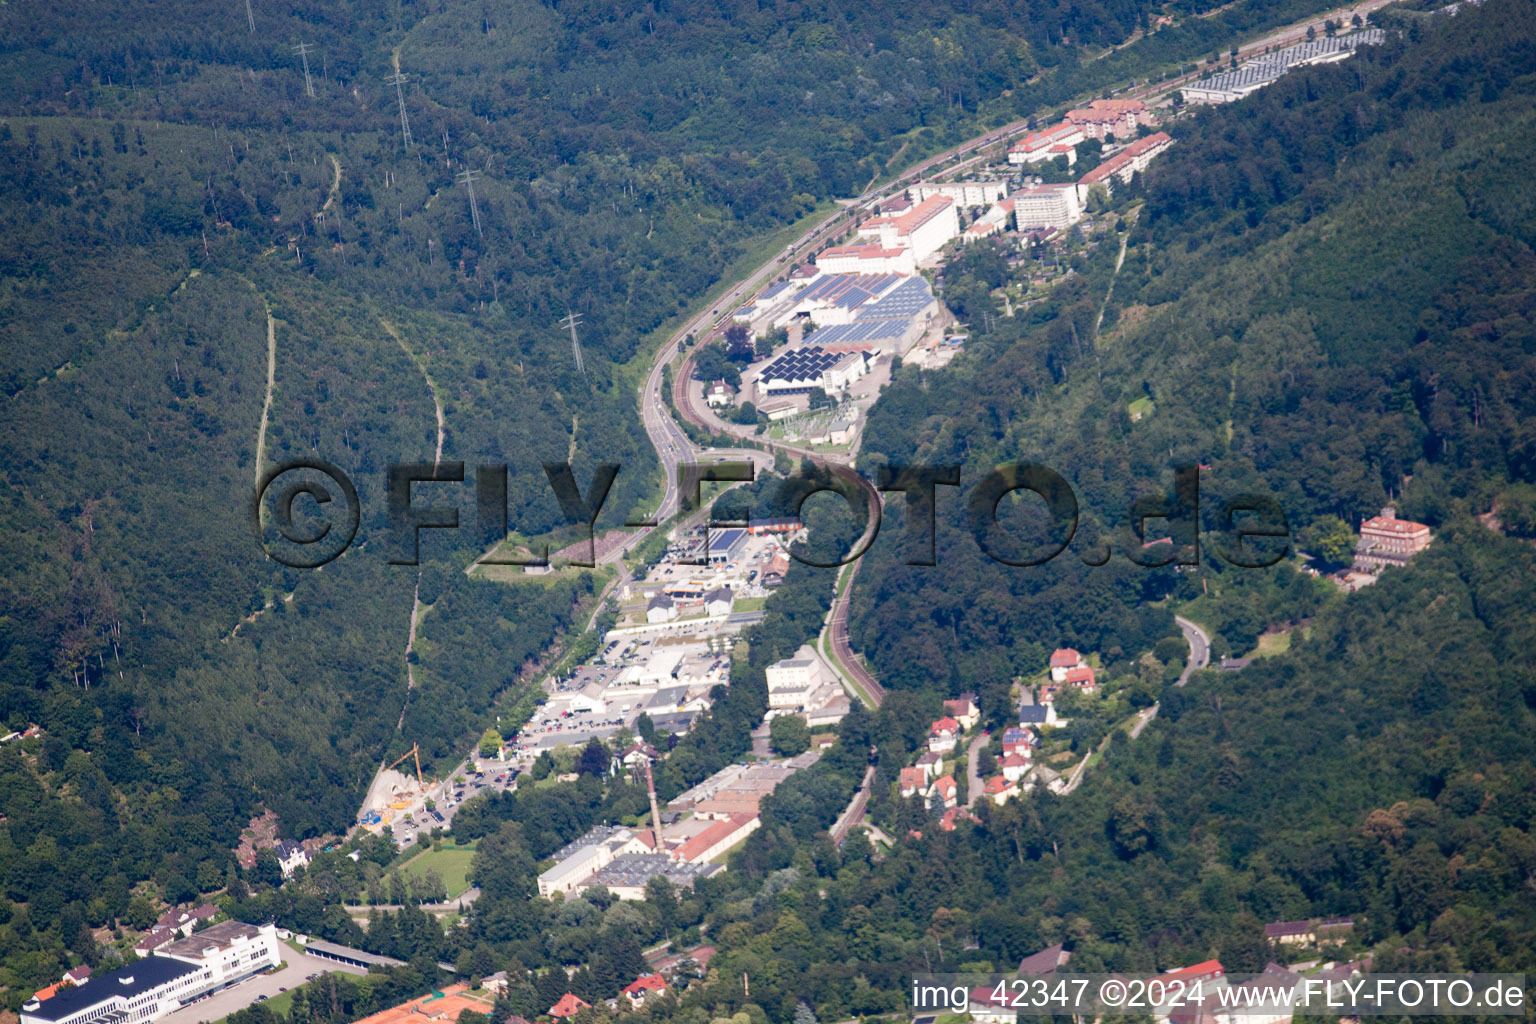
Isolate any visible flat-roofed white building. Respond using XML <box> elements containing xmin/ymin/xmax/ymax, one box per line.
<box><xmin>1012</xmin><ymin>184</ymin><xmax>1084</xmax><ymax>231</ymax></box>
<box><xmin>910</xmin><ymin>180</ymin><xmax>1009</xmax><ymax>207</ymax></box>
<box><xmin>766</xmin><ymin>655</ymin><xmax>822</xmax><ymax>710</ymax></box>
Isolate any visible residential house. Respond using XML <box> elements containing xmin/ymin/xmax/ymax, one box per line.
<box><xmin>983</xmin><ymin>775</ymin><xmax>1019</xmax><ymax>805</ymax></box>
<box><xmin>548</xmin><ymin>994</ymin><xmax>590</xmax><ymax>1019</ymax></box>
<box><xmin>943</xmin><ymin>696</ymin><xmax>980</xmax><ymax>731</ymax></box>
<box><xmin>899</xmin><ymin>767</ymin><xmax>927</xmax><ymax>798</ymax></box>
<box><xmin>274</xmin><ymin>839</ymin><xmax>310</xmax><ymax>878</ymax></box>
<box><xmin>928</xmin><ymin>717</ymin><xmax>961</xmax><ymax>754</ymax></box>
<box><xmin>704</xmin><ymin>587</ymin><xmax>733</xmax><ymax>616</ymax></box>
<box><xmin>967</xmin><ymin>985</ymin><xmax>1017</xmax><ymax>1024</ymax></box>
<box><xmin>932</xmin><ymin>775</ymin><xmax>958</xmax><ymax>809</ymax></box>
<box><xmin>134</xmin><ymin>928</ymin><xmax>176</xmax><ymax>955</ymax></box>
<box><xmin>1263</xmin><ymin>920</ymin><xmax>1312</xmax><ymax>946</ymax></box>
<box><xmin>1001</xmin><ymin>727</ymin><xmax>1028</xmax><ymax>754</ymax></box>
<box><xmin>1064</xmin><ymin>665</ymin><xmax>1097</xmax><ymax>691</ymax></box>
<box><xmin>622</xmin><ymin>975</ymin><xmax>668</xmax><ymax>1007</ymax></box>
<box><xmin>1049</xmin><ymin>648</ymin><xmax>1085</xmax><ymax>683</ymax></box>
<box><xmin>1001</xmin><ymin>752</ymin><xmax>1030</xmax><ymax>783</ymax></box>
<box><xmin>61</xmin><ymin>967</ymin><xmax>91</xmax><ymax>986</ymax></box>
<box><xmin>705</xmin><ymin>380</ymin><xmax>736</xmax><ymax>408</ymax></box>
<box><xmin>1213</xmin><ymin>964</ymin><xmax>1301</xmax><ymax>1024</ymax></box>
<box><xmin>1017</xmin><ymin>943</ymin><xmax>1070</xmax><ymax>976</ymax></box>
<box><xmin>915</xmin><ymin>751</ymin><xmax>943</xmax><ymax>782</ymax></box>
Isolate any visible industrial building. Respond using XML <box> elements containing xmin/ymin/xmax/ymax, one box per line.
<box><xmin>754</xmin><ymin>347</ymin><xmax>868</xmax><ymax>399</ymax></box>
<box><xmin>1181</xmin><ymin>31</ymin><xmax>1384</xmax><ymax>103</ymax></box>
<box><xmin>21</xmin><ymin>923</ymin><xmax>282</xmax><ymax>1024</ymax></box>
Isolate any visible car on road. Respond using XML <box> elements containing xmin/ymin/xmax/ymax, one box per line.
<box><xmin>256</xmin><ymin>995</ymin><xmax>268</xmax><ymax>1002</ymax></box>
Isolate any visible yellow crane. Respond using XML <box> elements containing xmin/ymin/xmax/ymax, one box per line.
<box><xmin>385</xmin><ymin>743</ymin><xmax>427</xmax><ymax>790</ymax></box>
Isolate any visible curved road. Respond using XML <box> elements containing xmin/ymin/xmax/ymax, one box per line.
<box><xmin>1128</xmin><ymin>615</ymin><xmax>1211</xmax><ymax>738</ymax></box>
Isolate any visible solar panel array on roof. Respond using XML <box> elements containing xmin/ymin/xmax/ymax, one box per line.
<box><xmin>853</xmin><ymin>277</ymin><xmax>933</xmax><ymax>320</ymax></box>
<box><xmin>1190</xmin><ymin>31</ymin><xmax>1383</xmax><ymax>96</ymax></box>
<box><xmin>760</xmin><ymin>347</ymin><xmax>845</xmax><ymax>383</ymax></box>
<box><xmin>804</xmin><ymin>321</ymin><xmax>907</xmax><ymax>346</ymax></box>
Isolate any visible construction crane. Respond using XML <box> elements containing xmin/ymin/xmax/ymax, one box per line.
<box><xmin>385</xmin><ymin>743</ymin><xmax>426</xmax><ymax>790</ymax></box>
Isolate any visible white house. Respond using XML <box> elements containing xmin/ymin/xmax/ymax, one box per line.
<box><xmin>928</xmin><ymin>716</ymin><xmax>960</xmax><ymax>754</ymax></box>
<box><xmin>646</xmin><ymin>595</ymin><xmax>677</xmax><ymax>624</ymax></box>
<box><xmin>274</xmin><ymin>840</ymin><xmax>310</xmax><ymax>878</ymax></box>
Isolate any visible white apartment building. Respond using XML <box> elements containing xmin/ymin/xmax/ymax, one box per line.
<box><xmin>910</xmin><ymin>180</ymin><xmax>1010</xmax><ymax>207</ymax></box>
<box><xmin>1012</xmin><ymin>184</ymin><xmax>1085</xmax><ymax>231</ymax></box>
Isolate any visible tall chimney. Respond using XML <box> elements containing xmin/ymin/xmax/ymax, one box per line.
<box><xmin>643</xmin><ymin>756</ymin><xmax>665</xmax><ymax>856</ymax></box>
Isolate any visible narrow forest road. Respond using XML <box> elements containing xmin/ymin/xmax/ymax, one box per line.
<box><xmin>378</xmin><ymin>318</ymin><xmax>448</xmax><ymax>735</ymax></box>
<box><xmin>253</xmin><ymin>303</ymin><xmax>277</xmax><ymax>487</ymax></box>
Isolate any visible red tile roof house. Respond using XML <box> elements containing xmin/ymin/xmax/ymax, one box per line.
<box><xmin>548</xmin><ymin>993</ymin><xmax>590</xmax><ymax>1019</ymax></box>
<box><xmin>943</xmin><ymin>697</ymin><xmax>980</xmax><ymax>730</ymax></box>
<box><xmin>983</xmin><ymin>775</ymin><xmax>1019</xmax><ymax>805</ymax></box>
<box><xmin>1001</xmin><ymin>752</ymin><xmax>1030</xmax><ymax>782</ymax></box>
<box><xmin>1049</xmin><ymin>648</ymin><xmax>1085</xmax><ymax>682</ymax></box>
<box><xmin>900</xmin><ymin>766</ymin><xmax>927</xmax><ymax>798</ymax></box>
<box><xmin>933</xmin><ymin>775</ymin><xmax>958</xmax><ymax>809</ymax></box>
<box><xmin>967</xmin><ymin>985</ymin><xmax>1017</xmax><ymax>1024</ymax></box>
<box><xmin>928</xmin><ymin>717</ymin><xmax>961</xmax><ymax>754</ymax></box>
<box><xmin>622</xmin><ymin>974</ymin><xmax>668</xmax><ymax>1006</ymax></box>
<box><xmin>1064</xmin><ymin>665</ymin><xmax>1098</xmax><ymax>691</ymax></box>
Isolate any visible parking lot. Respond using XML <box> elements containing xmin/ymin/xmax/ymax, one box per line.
<box><xmin>152</xmin><ymin>950</ymin><xmax>366</xmax><ymax>1024</ymax></box>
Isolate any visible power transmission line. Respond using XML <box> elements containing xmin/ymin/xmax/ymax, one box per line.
<box><xmin>292</xmin><ymin>42</ymin><xmax>316</xmax><ymax>98</ymax></box>
<box><xmin>559</xmin><ymin>312</ymin><xmax>586</xmax><ymax>375</ymax></box>
<box><xmin>456</xmin><ymin>168</ymin><xmax>483</xmax><ymax>236</ymax></box>
<box><xmin>385</xmin><ymin>71</ymin><xmax>414</xmax><ymax>147</ymax></box>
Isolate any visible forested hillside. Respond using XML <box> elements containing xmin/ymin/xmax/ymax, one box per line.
<box><xmin>850</xmin><ymin>0</ymin><xmax>1536</xmax><ymax>691</ymax></box>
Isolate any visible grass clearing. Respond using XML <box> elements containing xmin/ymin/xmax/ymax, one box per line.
<box><xmin>389</xmin><ymin>839</ymin><xmax>478</xmax><ymax>898</ymax></box>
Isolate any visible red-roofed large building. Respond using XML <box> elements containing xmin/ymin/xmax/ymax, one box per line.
<box><xmin>675</xmin><ymin>813</ymin><xmax>759</xmax><ymax>864</ymax></box>
<box><xmin>1354</xmin><ymin>507</ymin><xmax>1432</xmax><ymax>570</ymax></box>
<box><xmin>549</xmin><ymin>993</ymin><xmax>590</xmax><ymax>1019</ymax></box>
<box><xmin>857</xmin><ymin>195</ymin><xmax>960</xmax><ymax>262</ymax></box>
<box><xmin>815</xmin><ymin>242</ymin><xmax>916</xmax><ymax>276</ymax></box>
<box><xmin>1008</xmin><ymin>122</ymin><xmax>1085</xmax><ymax>165</ymax></box>
<box><xmin>968</xmin><ymin>985</ymin><xmax>1017</xmax><ymax>1024</ymax></box>
<box><xmin>1079</xmin><ymin>133</ymin><xmax>1174</xmax><ymax>191</ymax></box>
<box><xmin>1065</xmin><ymin>98</ymin><xmax>1154</xmax><ymax>139</ymax></box>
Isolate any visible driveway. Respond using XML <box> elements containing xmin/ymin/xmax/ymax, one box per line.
<box><xmin>153</xmin><ymin>950</ymin><xmax>367</xmax><ymax>1024</ymax></box>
